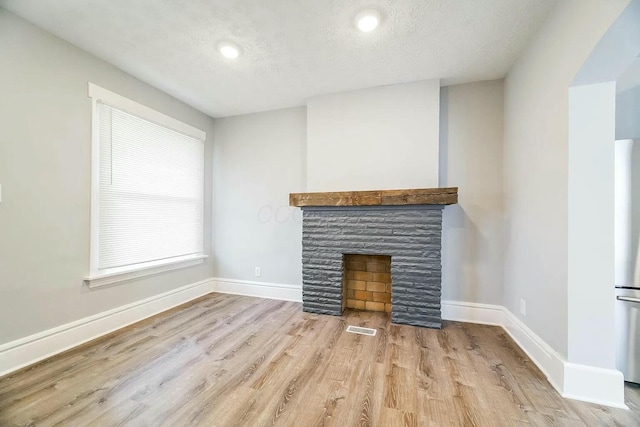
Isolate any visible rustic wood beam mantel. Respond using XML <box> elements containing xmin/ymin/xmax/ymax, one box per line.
<box><xmin>289</xmin><ymin>187</ymin><xmax>458</xmax><ymax>207</ymax></box>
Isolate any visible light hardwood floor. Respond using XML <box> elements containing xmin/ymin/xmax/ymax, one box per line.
<box><xmin>0</xmin><ymin>294</ymin><xmax>639</xmax><ymax>426</ymax></box>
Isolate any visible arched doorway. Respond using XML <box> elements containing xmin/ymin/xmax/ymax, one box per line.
<box><xmin>566</xmin><ymin>0</ymin><xmax>640</xmax><ymax>406</ymax></box>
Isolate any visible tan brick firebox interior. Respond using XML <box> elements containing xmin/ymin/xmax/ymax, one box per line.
<box><xmin>343</xmin><ymin>254</ymin><xmax>392</xmax><ymax>312</ymax></box>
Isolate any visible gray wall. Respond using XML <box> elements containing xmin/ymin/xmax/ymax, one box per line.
<box><xmin>0</xmin><ymin>9</ymin><xmax>215</xmax><ymax>344</ymax></box>
<box><xmin>617</xmin><ymin>85</ymin><xmax>640</xmax><ymax>140</ymax></box>
<box><xmin>211</xmin><ymin>80</ymin><xmax>506</xmax><ymax>307</ymax></box>
<box><xmin>212</xmin><ymin>107</ymin><xmax>306</xmax><ymax>285</ymax></box>
<box><xmin>440</xmin><ymin>80</ymin><xmax>504</xmax><ymax>305</ymax></box>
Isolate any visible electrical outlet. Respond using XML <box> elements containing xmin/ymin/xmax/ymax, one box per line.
<box><xmin>520</xmin><ymin>299</ymin><xmax>526</xmax><ymax>316</ymax></box>
<box><xmin>255</xmin><ymin>267</ymin><xmax>261</xmax><ymax>277</ymax></box>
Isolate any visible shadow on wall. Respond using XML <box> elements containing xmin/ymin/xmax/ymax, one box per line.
<box><xmin>439</xmin><ymin>86</ymin><xmax>496</xmax><ymax>304</ymax></box>
<box><xmin>616</xmin><ymin>85</ymin><xmax>640</xmax><ymax>140</ymax></box>
<box><xmin>442</xmin><ymin>204</ymin><xmax>483</xmax><ymax>303</ymax></box>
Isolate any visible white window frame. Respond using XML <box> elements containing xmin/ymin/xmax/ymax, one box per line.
<box><xmin>84</xmin><ymin>83</ymin><xmax>207</xmax><ymax>288</ymax></box>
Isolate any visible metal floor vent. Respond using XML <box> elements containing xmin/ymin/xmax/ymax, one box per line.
<box><xmin>346</xmin><ymin>325</ymin><xmax>377</xmax><ymax>336</ymax></box>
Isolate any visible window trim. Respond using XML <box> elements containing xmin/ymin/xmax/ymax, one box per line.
<box><xmin>85</xmin><ymin>83</ymin><xmax>207</xmax><ymax>288</ymax></box>
<box><xmin>84</xmin><ymin>254</ymin><xmax>208</xmax><ymax>288</ymax></box>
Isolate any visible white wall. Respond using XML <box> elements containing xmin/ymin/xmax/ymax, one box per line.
<box><xmin>212</xmin><ymin>107</ymin><xmax>306</xmax><ymax>285</ymax></box>
<box><xmin>306</xmin><ymin>80</ymin><xmax>440</xmax><ymax>192</ymax></box>
<box><xmin>0</xmin><ymin>10</ymin><xmax>215</xmax><ymax>344</ymax></box>
<box><xmin>440</xmin><ymin>80</ymin><xmax>504</xmax><ymax>304</ymax></box>
<box><xmin>567</xmin><ymin>82</ymin><xmax>617</xmax><ymax>369</ymax></box>
<box><xmin>503</xmin><ymin>0</ymin><xmax>630</xmax><ymax>359</ymax></box>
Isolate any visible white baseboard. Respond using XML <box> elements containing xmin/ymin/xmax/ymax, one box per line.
<box><xmin>211</xmin><ymin>278</ymin><xmax>302</xmax><ymax>302</ymax></box>
<box><xmin>0</xmin><ymin>278</ymin><xmax>214</xmax><ymax>378</ymax></box>
<box><xmin>441</xmin><ymin>300</ymin><xmax>504</xmax><ymax>326</ymax></box>
<box><xmin>500</xmin><ymin>308</ymin><xmax>566</xmax><ymax>395</ymax></box>
<box><xmin>563</xmin><ymin>363</ymin><xmax>627</xmax><ymax>409</ymax></box>
<box><xmin>442</xmin><ymin>300</ymin><xmax>563</xmax><ymax>389</ymax></box>
<box><xmin>0</xmin><ymin>281</ymin><xmax>624</xmax><ymax>408</ymax></box>
<box><xmin>442</xmin><ymin>300</ymin><xmax>625</xmax><ymax>408</ymax></box>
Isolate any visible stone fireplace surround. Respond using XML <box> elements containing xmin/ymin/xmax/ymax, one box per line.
<box><xmin>290</xmin><ymin>188</ymin><xmax>457</xmax><ymax>329</ymax></box>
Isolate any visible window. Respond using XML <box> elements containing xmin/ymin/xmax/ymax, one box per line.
<box><xmin>85</xmin><ymin>83</ymin><xmax>206</xmax><ymax>287</ymax></box>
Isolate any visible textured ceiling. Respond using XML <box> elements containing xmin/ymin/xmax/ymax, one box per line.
<box><xmin>0</xmin><ymin>0</ymin><xmax>557</xmax><ymax>118</ymax></box>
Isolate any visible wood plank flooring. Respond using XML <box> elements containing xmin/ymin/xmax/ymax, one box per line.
<box><xmin>0</xmin><ymin>293</ymin><xmax>639</xmax><ymax>426</ymax></box>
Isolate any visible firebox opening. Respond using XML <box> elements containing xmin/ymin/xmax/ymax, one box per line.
<box><xmin>343</xmin><ymin>254</ymin><xmax>391</xmax><ymax>313</ymax></box>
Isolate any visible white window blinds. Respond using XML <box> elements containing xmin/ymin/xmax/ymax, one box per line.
<box><xmin>97</xmin><ymin>102</ymin><xmax>204</xmax><ymax>271</ymax></box>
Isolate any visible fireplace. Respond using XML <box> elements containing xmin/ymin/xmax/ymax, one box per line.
<box><xmin>290</xmin><ymin>188</ymin><xmax>457</xmax><ymax>329</ymax></box>
<box><xmin>343</xmin><ymin>254</ymin><xmax>392</xmax><ymax>313</ymax></box>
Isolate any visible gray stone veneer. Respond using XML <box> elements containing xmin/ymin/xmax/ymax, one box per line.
<box><xmin>301</xmin><ymin>205</ymin><xmax>444</xmax><ymax>328</ymax></box>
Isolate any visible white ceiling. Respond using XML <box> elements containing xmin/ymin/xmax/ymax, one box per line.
<box><xmin>0</xmin><ymin>0</ymin><xmax>557</xmax><ymax>118</ymax></box>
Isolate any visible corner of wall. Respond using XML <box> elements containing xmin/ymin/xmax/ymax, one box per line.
<box><xmin>443</xmin><ymin>300</ymin><xmax>627</xmax><ymax>408</ymax></box>
<box><xmin>563</xmin><ymin>363</ymin><xmax>626</xmax><ymax>408</ymax></box>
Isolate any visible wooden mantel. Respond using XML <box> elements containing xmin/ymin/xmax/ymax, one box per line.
<box><xmin>290</xmin><ymin>187</ymin><xmax>458</xmax><ymax>207</ymax></box>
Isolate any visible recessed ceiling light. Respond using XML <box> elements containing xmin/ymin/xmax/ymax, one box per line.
<box><xmin>355</xmin><ymin>9</ymin><xmax>381</xmax><ymax>32</ymax></box>
<box><xmin>218</xmin><ymin>41</ymin><xmax>240</xmax><ymax>59</ymax></box>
